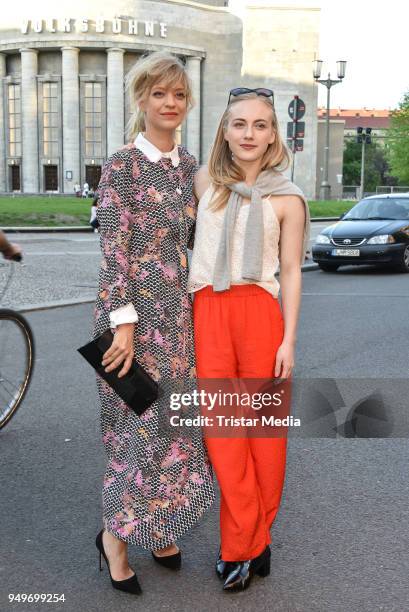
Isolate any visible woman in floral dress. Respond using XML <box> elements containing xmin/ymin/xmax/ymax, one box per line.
<box><xmin>92</xmin><ymin>51</ymin><xmax>214</xmax><ymax>595</ymax></box>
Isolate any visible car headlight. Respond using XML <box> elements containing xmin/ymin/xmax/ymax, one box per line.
<box><xmin>367</xmin><ymin>234</ymin><xmax>395</xmax><ymax>244</ymax></box>
<box><xmin>316</xmin><ymin>234</ymin><xmax>331</xmax><ymax>244</ymax></box>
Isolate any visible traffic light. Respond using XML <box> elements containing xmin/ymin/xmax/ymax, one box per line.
<box><xmin>365</xmin><ymin>127</ymin><xmax>372</xmax><ymax>144</ymax></box>
<box><xmin>356</xmin><ymin>126</ymin><xmax>372</xmax><ymax>144</ymax></box>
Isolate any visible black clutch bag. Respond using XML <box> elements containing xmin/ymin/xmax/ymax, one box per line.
<box><xmin>77</xmin><ymin>329</ymin><xmax>159</xmax><ymax>415</ymax></box>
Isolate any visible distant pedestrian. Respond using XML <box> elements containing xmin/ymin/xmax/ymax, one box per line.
<box><xmin>82</xmin><ymin>182</ymin><xmax>89</xmax><ymax>198</ymax></box>
<box><xmin>74</xmin><ymin>183</ymin><xmax>81</xmax><ymax>198</ymax></box>
<box><xmin>89</xmin><ymin>195</ymin><xmax>99</xmax><ymax>232</ymax></box>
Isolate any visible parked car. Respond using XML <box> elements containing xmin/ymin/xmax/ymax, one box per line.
<box><xmin>312</xmin><ymin>194</ymin><xmax>409</xmax><ymax>272</ymax></box>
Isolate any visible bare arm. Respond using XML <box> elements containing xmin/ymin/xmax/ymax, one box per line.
<box><xmin>187</xmin><ymin>165</ymin><xmax>212</xmax><ymax>250</ymax></box>
<box><xmin>275</xmin><ymin>195</ymin><xmax>306</xmax><ymax>378</ymax></box>
<box><xmin>0</xmin><ymin>231</ymin><xmax>22</xmax><ymax>260</ymax></box>
<box><xmin>193</xmin><ymin>165</ymin><xmax>211</xmax><ymax>201</ymax></box>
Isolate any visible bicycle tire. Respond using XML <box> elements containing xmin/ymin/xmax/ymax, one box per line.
<box><xmin>0</xmin><ymin>309</ymin><xmax>35</xmax><ymax>430</ymax></box>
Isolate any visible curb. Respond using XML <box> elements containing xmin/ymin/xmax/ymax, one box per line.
<box><xmin>17</xmin><ymin>296</ymin><xmax>96</xmax><ymax>313</ymax></box>
<box><xmin>16</xmin><ymin>263</ymin><xmax>319</xmax><ymax>313</ymax></box>
<box><xmin>300</xmin><ymin>262</ymin><xmax>319</xmax><ymax>272</ymax></box>
<box><xmin>3</xmin><ymin>226</ymin><xmax>93</xmax><ymax>233</ymax></box>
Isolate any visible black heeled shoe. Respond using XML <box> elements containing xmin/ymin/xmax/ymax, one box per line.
<box><xmin>151</xmin><ymin>546</ymin><xmax>181</xmax><ymax>570</ymax></box>
<box><xmin>216</xmin><ymin>547</ymin><xmax>233</xmax><ymax>580</ymax></box>
<box><xmin>95</xmin><ymin>529</ymin><xmax>142</xmax><ymax>595</ymax></box>
<box><xmin>223</xmin><ymin>545</ymin><xmax>271</xmax><ymax>592</ymax></box>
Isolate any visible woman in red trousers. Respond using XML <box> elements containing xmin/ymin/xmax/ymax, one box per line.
<box><xmin>188</xmin><ymin>88</ymin><xmax>310</xmax><ymax>592</ymax></box>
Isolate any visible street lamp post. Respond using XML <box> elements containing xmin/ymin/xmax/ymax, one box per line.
<box><xmin>313</xmin><ymin>59</ymin><xmax>347</xmax><ymax>201</ymax></box>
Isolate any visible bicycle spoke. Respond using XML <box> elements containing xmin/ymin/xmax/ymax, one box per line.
<box><xmin>0</xmin><ymin>365</ymin><xmax>26</xmax><ymax>385</ymax></box>
<box><xmin>0</xmin><ymin>383</ymin><xmax>17</xmax><ymax>404</ymax></box>
<box><xmin>0</xmin><ymin>372</ymin><xmax>22</xmax><ymax>396</ymax></box>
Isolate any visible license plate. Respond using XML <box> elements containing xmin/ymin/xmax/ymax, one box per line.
<box><xmin>332</xmin><ymin>248</ymin><xmax>360</xmax><ymax>257</ymax></box>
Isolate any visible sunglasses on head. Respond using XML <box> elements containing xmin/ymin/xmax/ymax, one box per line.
<box><xmin>228</xmin><ymin>87</ymin><xmax>274</xmax><ymax>104</ymax></box>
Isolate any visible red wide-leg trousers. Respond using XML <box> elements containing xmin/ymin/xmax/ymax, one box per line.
<box><xmin>193</xmin><ymin>284</ymin><xmax>288</xmax><ymax>561</ymax></box>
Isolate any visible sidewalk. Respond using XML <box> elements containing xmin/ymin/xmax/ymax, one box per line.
<box><xmin>0</xmin><ymin>230</ymin><xmax>319</xmax><ymax>313</ymax></box>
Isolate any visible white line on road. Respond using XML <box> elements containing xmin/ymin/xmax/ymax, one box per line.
<box><xmin>302</xmin><ymin>293</ymin><xmax>409</xmax><ymax>297</ymax></box>
<box><xmin>27</xmin><ymin>251</ymin><xmax>100</xmax><ymax>255</ymax></box>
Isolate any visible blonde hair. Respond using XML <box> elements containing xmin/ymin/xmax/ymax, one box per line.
<box><xmin>208</xmin><ymin>93</ymin><xmax>291</xmax><ymax>210</ymax></box>
<box><xmin>125</xmin><ymin>51</ymin><xmax>194</xmax><ymax>142</ymax></box>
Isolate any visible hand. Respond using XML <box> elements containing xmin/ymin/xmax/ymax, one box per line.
<box><xmin>2</xmin><ymin>243</ymin><xmax>22</xmax><ymax>261</ymax></box>
<box><xmin>101</xmin><ymin>323</ymin><xmax>135</xmax><ymax>378</ymax></box>
<box><xmin>274</xmin><ymin>340</ymin><xmax>295</xmax><ymax>380</ymax></box>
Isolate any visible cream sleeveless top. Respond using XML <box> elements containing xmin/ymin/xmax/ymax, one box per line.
<box><xmin>187</xmin><ymin>185</ymin><xmax>281</xmax><ymax>297</ymax></box>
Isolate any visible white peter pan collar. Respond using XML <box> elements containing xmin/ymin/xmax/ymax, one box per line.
<box><xmin>134</xmin><ymin>132</ymin><xmax>180</xmax><ymax>167</ymax></box>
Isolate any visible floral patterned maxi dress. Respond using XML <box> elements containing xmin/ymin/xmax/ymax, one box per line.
<box><xmin>93</xmin><ymin>144</ymin><xmax>214</xmax><ymax>549</ymax></box>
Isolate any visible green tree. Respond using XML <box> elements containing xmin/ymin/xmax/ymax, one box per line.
<box><xmin>388</xmin><ymin>91</ymin><xmax>409</xmax><ymax>183</ymax></box>
<box><xmin>343</xmin><ymin>139</ymin><xmax>395</xmax><ymax>192</ymax></box>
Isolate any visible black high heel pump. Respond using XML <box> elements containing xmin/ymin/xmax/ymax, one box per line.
<box><xmin>95</xmin><ymin>529</ymin><xmax>142</xmax><ymax>595</ymax></box>
<box><xmin>223</xmin><ymin>545</ymin><xmax>271</xmax><ymax>592</ymax></box>
<box><xmin>151</xmin><ymin>546</ymin><xmax>181</xmax><ymax>570</ymax></box>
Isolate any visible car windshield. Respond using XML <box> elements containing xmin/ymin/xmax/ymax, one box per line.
<box><xmin>344</xmin><ymin>197</ymin><xmax>409</xmax><ymax>221</ymax></box>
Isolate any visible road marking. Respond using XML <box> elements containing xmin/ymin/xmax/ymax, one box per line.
<box><xmin>302</xmin><ymin>292</ymin><xmax>409</xmax><ymax>297</ymax></box>
<box><xmin>27</xmin><ymin>251</ymin><xmax>100</xmax><ymax>255</ymax></box>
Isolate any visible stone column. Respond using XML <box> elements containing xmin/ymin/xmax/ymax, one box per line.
<box><xmin>62</xmin><ymin>47</ymin><xmax>80</xmax><ymax>193</ymax></box>
<box><xmin>0</xmin><ymin>54</ymin><xmax>6</xmax><ymax>192</ymax></box>
<box><xmin>185</xmin><ymin>56</ymin><xmax>202</xmax><ymax>163</ymax></box>
<box><xmin>20</xmin><ymin>48</ymin><xmax>39</xmax><ymax>193</ymax></box>
<box><xmin>107</xmin><ymin>48</ymin><xmax>125</xmax><ymax>155</ymax></box>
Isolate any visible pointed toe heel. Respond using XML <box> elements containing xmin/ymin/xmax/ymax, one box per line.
<box><xmin>216</xmin><ymin>547</ymin><xmax>232</xmax><ymax>580</ymax></box>
<box><xmin>223</xmin><ymin>546</ymin><xmax>271</xmax><ymax>592</ymax></box>
<box><xmin>95</xmin><ymin>529</ymin><xmax>142</xmax><ymax>595</ymax></box>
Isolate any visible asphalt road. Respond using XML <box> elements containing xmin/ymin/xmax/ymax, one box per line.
<box><xmin>1</xmin><ymin>267</ymin><xmax>408</xmax><ymax>611</ymax></box>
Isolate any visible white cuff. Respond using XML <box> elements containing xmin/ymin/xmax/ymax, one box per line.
<box><xmin>109</xmin><ymin>303</ymin><xmax>139</xmax><ymax>328</ymax></box>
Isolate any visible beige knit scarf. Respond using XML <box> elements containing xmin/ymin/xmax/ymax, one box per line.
<box><xmin>213</xmin><ymin>168</ymin><xmax>311</xmax><ymax>292</ymax></box>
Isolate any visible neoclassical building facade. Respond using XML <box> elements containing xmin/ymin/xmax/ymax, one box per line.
<box><xmin>0</xmin><ymin>1</ymin><xmax>320</xmax><ymax>197</ymax></box>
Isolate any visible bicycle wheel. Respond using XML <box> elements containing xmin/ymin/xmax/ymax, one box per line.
<box><xmin>0</xmin><ymin>309</ymin><xmax>35</xmax><ymax>429</ymax></box>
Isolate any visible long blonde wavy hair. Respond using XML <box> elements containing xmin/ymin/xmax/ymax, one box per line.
<box><xmin>125</xmin><ymin>51</ymin><xmax>194</xmax><ymax>142</ymax></box>
<box><xmin>208</xmin><ymin>93</ymin><xmax>291</xmax><ymax>210</ymax></box>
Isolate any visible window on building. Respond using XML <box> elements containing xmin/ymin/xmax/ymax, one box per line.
<box><xmin>84</xmin><ymin>82</ymin><xmax>102</xmax><ymax>157</ymax></box>
<box><xmin>43</xmin><ymin>82</ymin><xmax>59</xmax><ymax>157</ymax></box>
<box><xmin>8</xmin><ymin>84</ymin><xmax>21</xmax><ymax>157</ymax></box>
